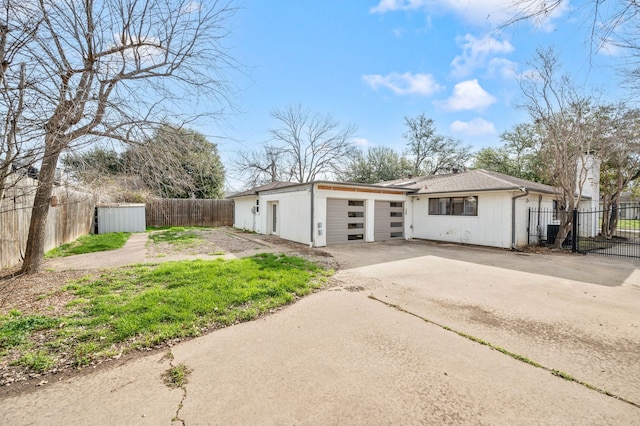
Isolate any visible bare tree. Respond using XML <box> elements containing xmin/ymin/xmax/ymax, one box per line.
<box><xmin>503</xmin><ymin>1</ymin><xmax>640</xmax><ymax>91</ymax></box>
<box><xmin>403</xmin><ymin>113</ymin><xmax>471</xmax><ymax>176</ymax></box>
<box><xmin>270</xmin><ymin>105</ymin><xmax>357</xmax><ymax>183</ymax></box>
<box><xmin>0</xmin><ymin>2</ymin><xmax>41</xmax><ymax>210</ymax></box>
<box><xmin>233</xmin><ymin>144</ymin><xmax>291</xmax><ymax>187</ymax></box>
<box><xmin>520</xmin><ymin>47</ymin><xmax>600</xmax><ymax>248</ymax></box>
<box><xmin>3</xmin><ymin>0</ymin><xmax>236</xmax><ymax>274</ymax></box>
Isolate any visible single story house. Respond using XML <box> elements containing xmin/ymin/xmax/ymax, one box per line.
<box><xmin>229</xmin><ymin>160</ymin><xmax>600</xmax><ymax>250</ymax></box>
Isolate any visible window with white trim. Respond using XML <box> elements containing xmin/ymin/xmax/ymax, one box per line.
<box><xmin>428</xmin><ymin>196</ymin><xmax>477</xmax><ymax>216</ymax></box>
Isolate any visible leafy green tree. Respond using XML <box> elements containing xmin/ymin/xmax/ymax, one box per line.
<box><xmin>340</xmin><ymin>146</ymin><xmax>411</xmax><ymax>183</ymax></box>
<box><xmin>127</xmin><ymin>125</ymin><xmax>225</xmax><ymax>199</ymax></box>
<box><xmin>473</xmin><ymin>123</ymin><xmax>546</xmax><ymax>183</ymax></box>
<box><xmin>595</xmin><ymin>104</ymin><xmax>640</xmax><ymax>237</ymax></box>
<box><xmin>63</xmin><ymin>125</ymin><xmax>225</xmax><ymax>199</ymax></box>
<box><xmin>473</xmin><ymin>147</ymin><xmax>513</xmax><ymax>175</ymax></box>
<box><xmin>63</xmin><ymin>148</ymin><xmax>124</xmax><ymax>181</ymax></box>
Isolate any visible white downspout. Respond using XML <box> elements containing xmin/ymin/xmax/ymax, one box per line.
<box><xmin>512</xmin><ymin>187</ymin><xmax>529</xmax><ymax>249</ymax></box>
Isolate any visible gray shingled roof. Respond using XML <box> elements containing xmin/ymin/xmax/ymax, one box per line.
<box><xmin>229</xmin><ymin>170</ymin><xmax>557</xmax><ymax>199</ymax></box>
<box><xmin>227</xmin><ymin>181</ymin><xmax>298</xmax><ymax>198</ymax></box>
<box><xmin>382</xmin><ymin>169</ymin><xmax>557</xmax><ymax>195</ymax></box>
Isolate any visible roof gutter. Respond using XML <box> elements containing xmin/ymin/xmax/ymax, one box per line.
<box><xmin>511</xmin><ymin>187</ymin><xmax>529</xmax><ymax>250</ymax></box>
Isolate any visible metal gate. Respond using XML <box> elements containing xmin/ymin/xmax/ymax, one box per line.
<box><xmin>527</xmin><ymin>206</ymin><xmax>640</xmax><ymax>259</ymax></box>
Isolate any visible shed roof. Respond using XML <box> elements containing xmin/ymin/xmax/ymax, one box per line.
<box><xmin>382</xmin><ymin>169</ymin><xmax>557</xmax><ymax>195</ymax></box>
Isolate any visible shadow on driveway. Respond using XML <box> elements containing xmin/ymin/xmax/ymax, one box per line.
<box><xmin>323</xmin><ymin>239</ymin><xmax>640</xmax><ymax>287</ymax></box>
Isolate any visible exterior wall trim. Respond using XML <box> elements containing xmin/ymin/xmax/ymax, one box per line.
<box><xmin>317</xmin><ymin>184</ymin><xmax>405</xmax><ymax>195</ymax></box>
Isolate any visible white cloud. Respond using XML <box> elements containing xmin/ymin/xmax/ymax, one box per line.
<box><xmin>109</xmin><ymin>35</ymin><xmax>165</xmax><ymax>67</ymax></box>
<box><xmin>180</xmin><ymin>1</ymin><xmax>202</xmax><ymax>14</ymax></box>
<box><xmin>451</xmin><ymin>34</ymin><xmax>514</xmax><ymax>77</ymax></box>
<box><xmin>487</xmin><ymin>57</ymin><xmax>518</xmax><ymax>80</ymax></box>
<box><xmin>598</xmin><ymin>39</ymin><xmax>623</xmax><ymax>57</ymax></box>
<box><xmin>439</xmin><ymin>79</ymin><xmax>496</xmax><ymax>111</ymax></box>
<box><xmin>450</xmin><ymin>118</ymin><xmax>497</xmax><ymax>136</ymax></box>
<box><xmin>370</xmin><ymin>0</ymin><xmax>412</xmax><ymax>14</ymax></box>
<box><xmin>352</xmin><ymin>137</ymin><xmax>370</xmax><ymax>147</ymax></box>
<box><xmin>362</xmin><ymin>72</ymin><xmax>443</xmax><ymax>96</ymax></box>
<box><xmin>370</xmin><ymin>0</ymin><xmax>568</xmax><ymax>30</ymax></box>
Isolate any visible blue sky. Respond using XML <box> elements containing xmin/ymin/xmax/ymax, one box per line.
<box><xmin>206</xmin><ymin>1</ymin><xmax>628</xmax><ymax>190</ymax></box>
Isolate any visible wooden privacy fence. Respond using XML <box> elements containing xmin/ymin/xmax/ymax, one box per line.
<box><xmin>146</xmin><ymin>198</ymin><xmax>234</xmax><ymax>227</ymax></box>
<box><xmin>1</xmin><ymin>179</ymin><xmax>96</xmax><ymax>269</ymax></box>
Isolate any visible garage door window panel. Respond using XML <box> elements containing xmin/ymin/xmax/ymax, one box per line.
<box><xmin>374</xmin><ymin>200</ymin><xmax>404</xmax><ymax>241</ymax></box>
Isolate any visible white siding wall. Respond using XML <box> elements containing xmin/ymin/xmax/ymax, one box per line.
<box><xmin>96</xmin><ymin>204</ymin><xmax>146</xmax><ymax>234</ymax></box>
<box><xmin>233</xmin><ymin>196</ymin><xmax>260</xmax><ymax>232</ymax></box>
<box><xmin>312</xmin><ymin>187</ymin><xmax>407</xmax><ymax>247</ymax></box>
<box><xmin>411</xmin><ymin>192</ymin><xmax>512</xmax><ymax>248</ymax></box>
<box><xmin>260</xmin><ymin>189</ymin><xmax>312</xmax><ymax>245</ymax></box>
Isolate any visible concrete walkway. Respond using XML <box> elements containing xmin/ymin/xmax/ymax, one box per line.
<box><xmin>45</xmin><ymin>233</ymin><xmax>151</xmax><ymax>270</ymax></box>
<box><xmin>2</xmin><ymin>241</ymin><xmax>639</xmax><ymax>425</ymax></box>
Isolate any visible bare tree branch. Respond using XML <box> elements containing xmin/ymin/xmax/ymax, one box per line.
<box><xmin>0</xmin><ymin>0</ymin><xmax>238</xmax><ymax>273</ymax></box>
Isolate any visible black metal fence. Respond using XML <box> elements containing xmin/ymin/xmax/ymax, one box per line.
<box><xmin>527</xmin><ymin>206</ymin><xmax>640</xmax><ymax>259</ymax></box>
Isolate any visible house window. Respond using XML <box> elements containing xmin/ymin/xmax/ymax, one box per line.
<box><xmin>428</xmin><ymin>196</ymin><xmax>477</xmax><ymax>216</ymax></box>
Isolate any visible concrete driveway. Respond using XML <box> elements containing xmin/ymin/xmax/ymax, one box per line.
<box><xmin>2</xmin><ymin>240</ymin><xmax>639</xmax><ymax>425</ymax></box>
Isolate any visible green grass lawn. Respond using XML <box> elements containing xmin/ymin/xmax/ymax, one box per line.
<box><xmin>45</xmin><ymin>232</ymin><xmax>131</xmax><ymax>258</ymax></box>
<box><xmin>615</xmin><ymin>219</ymin><xmax>640</xmax><ymax>230</ymax></box>
<box><xmin>0</xmin><ymin>254</ymin><xmax>331</xmax><ymax>374</ymax></box>
<box><xmin>148</xmin><ymin>226</ymin><xmax>204</xmax><ymax>246</ymax></box>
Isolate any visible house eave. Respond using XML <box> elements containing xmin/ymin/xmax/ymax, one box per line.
<box><xmin>407</xmin><ymin>186</ymin><xmax>557</xmax><ymax>196</ymax></box>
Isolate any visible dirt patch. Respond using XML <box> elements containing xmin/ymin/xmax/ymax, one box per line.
<box><xmin>0</xmin><ymin>269</ymin><xmax>99</xmax><ymax>316</ymax></box>
<box><xmin>146</xmin><ymin>228</ymin><xmax>266</xmax><ymax>257</ymax></box>
<box><xmin>517</xmin><ymin>245</ymin><xmax>573</xmax><ymax>255</ymax></box>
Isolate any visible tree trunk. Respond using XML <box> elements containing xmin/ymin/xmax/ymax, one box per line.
<box><xmin>553</xmin><ymin>213</ymin><xmax>572</xmax><ymax>249</ymax></box>
<box><xmin>20</xmin><ymin>142</ymin><xmax>62</xmax><ymax>274</ymax></box>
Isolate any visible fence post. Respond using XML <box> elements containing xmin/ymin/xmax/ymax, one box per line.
<box><xmin>572</xmin><ymin>208</ymin><xmax>578</xmax><ymax>253</ymax></box>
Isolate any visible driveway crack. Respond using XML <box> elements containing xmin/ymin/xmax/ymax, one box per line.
<box><xmin>161</xmin><ymin>350</ymin><xmax>192</xmax><ymax>425</ymax></box>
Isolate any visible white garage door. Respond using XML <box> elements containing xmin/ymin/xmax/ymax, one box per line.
<box><xmin>326</xmin><ymin>199</ymin><xmax>366</xmax><ymax>244</ymax></box>
<box><xmin>374</xmin><ymin>201</ymin><xmax>404</xmax><ymax>241</ymax></box>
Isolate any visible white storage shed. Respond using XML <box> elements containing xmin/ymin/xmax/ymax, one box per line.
<box><xmin>95</xmin><ymin>203</ymin><xmax>146</xmax><ymax>234</ymax></box>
